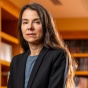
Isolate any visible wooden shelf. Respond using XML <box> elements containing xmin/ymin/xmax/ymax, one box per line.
<box><xmin>1</xmin><ymin>32</ymin><xmax>19</xmax><ymax>44</ymax></box>
<box><xmin>0</xmin><ymin>86</ymin><xmax>7</xmax><ymax>88</ymax></box>
<box><xmin>75</xmin><ymin>71</ymin><xmax>88</xmax><ymax>76</ymax></box>
<box><xmin>0</xmin><ymin>0</ymin><xmax>19</xmax><ymax>18</ymax></box>
<box><xmin>71</xmin><ymin>53</ymin><xmax>88</xmax><ymax>58</ymax></box>
<box><xmin>60</xmin><ymin>31</ymin><xmax>88</xmax><ymax>39</ymax></box>
<box><xmin>0</xmin><ymin>60</ymin><xmax>10</xmax><ymax>67</ymax></box>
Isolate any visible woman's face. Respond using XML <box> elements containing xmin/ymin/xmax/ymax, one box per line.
<box><xmin>21</xmin><ymin>8</ymin><xmax>43</xmax><ymax>44</ymax></box>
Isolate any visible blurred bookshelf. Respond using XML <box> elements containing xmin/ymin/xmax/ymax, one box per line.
<box><xmin>0</xmin><ymin>87</ymin><xmax>7</xmax><ymax>88</ymax></box>
<box><xmin>65</xmin><ymin>40</ymin><xmax>88</xmax><ymax>88</ymax></box>
<box><xmin>0</xmin><ymin>0</ymin><xmax>20</xmax><ymax>87</ymax></box>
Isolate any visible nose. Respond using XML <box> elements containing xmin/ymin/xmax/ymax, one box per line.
<box><xmin>27</xmin><ymin>22</ymin><xmax>33</xmax><ymax>30</ymax></box>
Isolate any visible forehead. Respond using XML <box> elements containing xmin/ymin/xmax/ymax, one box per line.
<box><xmin>22</xmin><ymin>8</ymin><xmax>40</xmax><ymax>19</ymax></box>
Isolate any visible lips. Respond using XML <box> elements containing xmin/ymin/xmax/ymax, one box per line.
<box><xmin>26</xmin><ymin>33</ymin><xmax>36</xmax><ymax>35</ymax></box>
<box><xmin>26</xmin><ymin>33</ymin><xmax>36</xmax><ymax>37</ymax></box>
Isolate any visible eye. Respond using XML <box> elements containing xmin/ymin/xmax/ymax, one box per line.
<box><xmin>22</xmin><ymin>21</ymin><xmax>28</xmax><ymax>24</ymax></box>
<box><xmin>34</xmin><ymin>21</ymin><xmax>41</xmax><ymax>24</ymax></box>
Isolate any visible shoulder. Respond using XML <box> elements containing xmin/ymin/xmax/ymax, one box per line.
<box><xmin>48</xmin><ymin>48</ymin><xmax>68</xmax><ymax>64</ymax></box>
<box><xmin>11</xmin><ymin>51</ymin><xmax>28</xmax><ymax>65</ymax></box>
<box><xmin>49</xmin><ymin>47</ymin><xmax>67</xmax><ymax>56</ymax></box>
<box><xmin>12</xmin><ymin>52</ymin><xmax>25</xmax><ymax>60</ymax></box>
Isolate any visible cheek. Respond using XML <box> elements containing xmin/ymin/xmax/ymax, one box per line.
<box><xmin>21</xmin><ymin>25</ymin><xmax>25</xmax><ymax>35</ymax></box>
<box><xmin>38</xmin><ymin>28</ymin><xmax>43</xmax><ymax>38</ymax></box>
<box><xmin>39</xmin><ymin>32</ymin><xmax>43</xmax><ymax>40</ymax></box>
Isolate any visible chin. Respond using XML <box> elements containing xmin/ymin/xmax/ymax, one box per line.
<box><xmin>27</xmin><ymin>40</ymin><xmax>38</xmax><ymax>43</ymax></box>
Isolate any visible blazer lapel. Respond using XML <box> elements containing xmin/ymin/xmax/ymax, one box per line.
<box><xmin>27</xmin><ymin>46</ymin><xmax>49</xmax><ymax>88</ymax></box>
<box><xmin>18</xmin><ymin>50</ymin><xmax>30</xmax><ymax>88</ymax></box>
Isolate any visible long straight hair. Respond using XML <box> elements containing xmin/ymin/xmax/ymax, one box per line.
<box><xmin>18</xmin><ymin>3</ymin><xmax>77</xmax><ymax>88</ymax></box>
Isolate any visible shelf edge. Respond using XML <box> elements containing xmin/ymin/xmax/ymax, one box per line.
<box><xmin>0</xmin><ymin>60</ymin><xmax>10</xmax><ymax>67</ymax></box>
<box><xmin>1</xmin><ymin>32</ymin><xmax>19</xmax><ymax>44</ymax></box>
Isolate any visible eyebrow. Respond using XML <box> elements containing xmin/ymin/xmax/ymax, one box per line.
<box><xmin>22</xmin><ymin>18</ymin><xmax>40</xmax><ymax>21</ymax></box>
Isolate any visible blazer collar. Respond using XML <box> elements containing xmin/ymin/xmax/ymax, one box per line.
<box><xmin>18</xmin><ymin>46</ymin><xmax>49</xmax><ymax>88</ymax></box>
<box><xmin>27</xmin><ymin>46</ymin><xmax>49</xmax><ymax>88</ymax></box>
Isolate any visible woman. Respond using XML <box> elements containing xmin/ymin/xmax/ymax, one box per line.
<box><xmin>8</xmin><ymin>3</ymin><xmax>76</xmax><ymax>88</ymax></box>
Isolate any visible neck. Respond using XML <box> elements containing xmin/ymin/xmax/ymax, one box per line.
<box><xmin>29</xmin><ymin>43</ymin><xmax>43</xmax><ymax>56</ymax></box>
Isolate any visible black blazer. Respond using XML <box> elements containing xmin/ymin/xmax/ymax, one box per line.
<box><xmin>8</xmin><ymin>46</ymin><xmax>68</xmax><ymax>88</ymax></box>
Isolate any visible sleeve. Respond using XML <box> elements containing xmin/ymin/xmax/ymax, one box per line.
<box><xmin>7</xmin><ymin>57</ymin><xmax>15</xmax><ymax>88</ymax></box>
<box><xmin>48</xmin><ymin>50</ymin><xmax>67</xmax><ymax>88</ymax></box>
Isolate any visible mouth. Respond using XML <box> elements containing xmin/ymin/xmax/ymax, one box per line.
<box><xmin>26</xmin><ymin>33</ymin><xmax>36</xmax><ymax>35</ymax></box>
<box><xmin>26</xmin><ymin>33</ymin><xmax>36</xmax><ymax>37</ymax></box>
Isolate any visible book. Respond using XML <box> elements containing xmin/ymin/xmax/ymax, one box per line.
<box><xmin>75</xmin><ymin>77</ymin><xmax>88</xmax><ymax>88</ymax></box>
<box><xmin>0</xmin><ymin>42</ymin><xmax>12</xmax><ymax>62</ymax></box>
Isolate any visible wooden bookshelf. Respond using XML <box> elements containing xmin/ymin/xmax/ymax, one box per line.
<box><xmin>66</xmin><ymin>40</ymin><xmax>88</xmax><ymax>87</ymax></box>
<box><xmin>0</xmin><ymin>0</ymin><xmax>20</xmax><ymax>87</ymax></box>
<box><xmin>75</xmin><ymin>71</ymin><xmax>88</xmax><ymax>76</ymax></box>
<box><xmin>60</xmin><ymin>31</ymin><xmax>88</xmax><ymax>39</ymax></box>
<box><xmin>1</xmin><ymin>32</ymin><xmax>19</xmax><ymax>44</ymax></box>
<box><xmin>71</xmin><ymin>53</ymin><xmax>88</xmax><ymax>58</ymax></box>
<box><xmin>72</xmin><ymin>53</ymin><xmax>88</xmax><ymax>76</ymax></box>
<box><xmin>0</xmin><ymin>60</ymin><xmax>10</xmax><ymax>67</ymax></box>
<box><xmin>0</xmin><ymin>86</ymin><xmax>7</xmax><ymax>88</ymax></box>
<box><xmin>0</xmin><ymin>0</ymin><xmax>19</xmax><ymax>18</ymax></box>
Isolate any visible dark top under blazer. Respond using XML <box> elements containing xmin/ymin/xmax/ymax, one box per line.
<box><xmin>8</xmin><ymin>46</ymin><xmax>67</xmax><ymax>88</ymax></box>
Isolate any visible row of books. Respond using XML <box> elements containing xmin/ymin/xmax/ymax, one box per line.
<box><xmin>0</xmin><ymin>42</ymin><xmax>12</xmax><ymax>62</ymax></box>
<box><xmin>76</xmin><ymin>58</ymin><xmax>88</xmax><ymax>71</ymax></box>
<box><xmin>65</xmin><ymin>40</ymin><xmax>88</xmax><ymax>53</ymax></box>
<box><xmin>75</xmin><ymin>77</ymin><xmax>88</xmax><ymax>88</ymax></box>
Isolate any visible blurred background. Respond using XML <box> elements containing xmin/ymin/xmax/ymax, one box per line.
<box><xmin>0</xmin><ymin>0</ymin><xmax>88</xmax><ymax>88</ymax></box>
